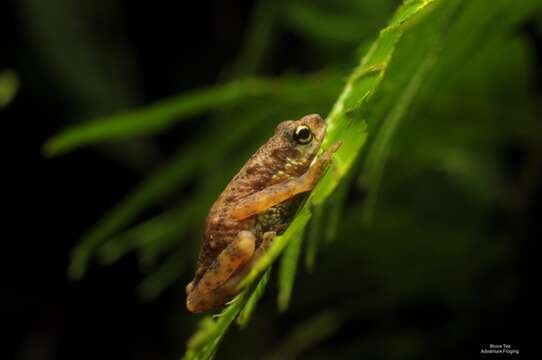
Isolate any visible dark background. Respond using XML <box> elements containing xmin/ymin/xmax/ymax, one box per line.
<box><xmin>2</xmin><ymin>1</ymin><xmax>538</xmax><ymax>359</ymax></box>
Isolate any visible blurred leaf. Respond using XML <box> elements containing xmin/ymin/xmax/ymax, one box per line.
<box><xmin>277</xmin><ymin>228</ymin><xmax>305</xmax><ymax>311</ymax></box>
<box><xmin>264</xmin><ymin>310</ymin><xmax>344</xmax><ymax>360</ymax></box>
<box><xmin>361</xmin><ymin>0</ymin><xmax>542</xmax><ymax>222</ymax></box>
<box><xmin>426</xmin><ymin>0</ymin><xmax>542</xmax><ymax>91</ymax></box>
<box><xmin>304</xmin><ymin>204</ymin><xmax>323</xmax><ymax>271</ymax></box>
<box><xmin>362</xmin><ymin>49</ymin><xmax>439</xmax><ymax>223</ymax></box>
<box><xmin>43</xmin><ymin>79</ymin><xmax>276</xmax><ymax>156</ymax></box>
<box><xmin>323</xmin><ymin>175</ymin><xmax>351</xmax><ymax>243</ymax></box>
<box><xmin>138</xmin><ymin>248</ymin><xmax>188</xmax><ymax>301</ymax></box>
<box><xmin>283</xmin><ymin>2</ymin><xmax>369</xmax><ymax>45</ymax></box>
<box><xmin>67</xmin><ymin>143</ymin><xmax>202</xmax><ymax>280</ymax></box>
<box><xmin>44</xmin><ymin>70</ymin><xmax>344</xmax><ymax>156</ymax></box>
<box><xmin>282</xmin><ymin>0</ymin><xmax>396</xmax><ymax>52</ymax></box>
<box><xmin>97</xmin><ymin>203</ymin><xmax>202</xmax><ymax>266</ymax></box>
<box><xmin>67</xmin><ymin>117</ymin><xmax>261</xmax><ymax>280</ymax></box>
<box><xmin>236</xmin><ymin>267</ymin><xmax>272</xmax><ymax>327</ymax></box>
<box><xmin>230</xmin><ymin>0</ymin><xmax>281</xmax><ymax>76</ymax></box>
<box><xmin>0</xmin><ymin>70</ymin><xmax>19</xmax><ymax>109</ymax></box>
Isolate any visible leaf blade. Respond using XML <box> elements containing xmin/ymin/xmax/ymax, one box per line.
<box><xmin>43</xmin><ymin>79</ymin><xmax>277</xmax><ymax>156</ymax></box>
<box><xmin>277</xmin><ymin>228</ymin><xmax>304</xmax><ymax>311</ymax></box>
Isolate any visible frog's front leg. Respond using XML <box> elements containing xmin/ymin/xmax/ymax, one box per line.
<box><xmin>233</xmin><ymin>141</ymin><xmax>341</xmax><ymax>220</ymax></box>
<box><xmin>186</xmin><ymin>230</ymin><xmax>256</xmax><ymax>313</ymax></box>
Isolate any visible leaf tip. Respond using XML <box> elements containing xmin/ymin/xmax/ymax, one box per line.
<box><xmin>67</xmin><ymin>249</ymin><xmax>89</xmax><ymax>281</ymax></box>
<box><xmin>41</xmin><ymin>136</ymin><xmax>67</xmax><ymax>158</ymax></box>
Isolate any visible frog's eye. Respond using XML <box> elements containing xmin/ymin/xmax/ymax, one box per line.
<box><xmin>293</xmin><ymin>125</ymin><xmax>313</xmax><ymax>145</ymax></box>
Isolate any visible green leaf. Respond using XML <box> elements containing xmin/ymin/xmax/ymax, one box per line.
<box><xmin>277</xmin><ymin>228</ymin><xmax>305</xmax><ymax>311</ymax></box>
<box><xmin>230</xmin><ymin>0</ymin><xmax>281</xmax><ymax>76</ymax></box>
<box><xmin>283</xmin><ymin>3</ymin><xmax>370</xmax><ymax>45</ymax></box>
<box><xmin>67</xmin><ymin>118</ymin><xmax>261</xmax><ymax>280</ymax></box>
<box><xmin>362</xmin><ymin>48</ymin><xmax>441</xmax><ymax>223</ymax></box>
<box><xmin>67</xmin><ymin>143</ymin><xmax>201</xmax><ymax>280</ymax></box>
<box><xmin>236</xmin><ymin>267</ymin><xmax>272</xmax><ymax>327</ymax></box>
<box><xmin>137</xmin><ymin>248</ymin><xmax>188</xmax><ymax>301</ymax></box>
<box><xmin>43</xmin><ymin>71</ymin><xmax>343</xmax><ymax>157</ymax></box>
<box><xmin>0</xmin><ymin>70</ymin><xmax>19</xmax><ymax>109</ymax></box>
<box><xmin>324</xmin><ymin>175</ymin><xmax>351</xmax><ymax>243</ymax></box>
<box><xmin>264</xmin><ymin>310</ymin><xmax>344</xmax><ymax>360</ymax></box>
<box><xmin>304</xmin><ymin>204</ymin><xmax>323</xmax><ymax>271</ymax></box>
<box><xmin>43</xmin><ymin>79</ymin><xmax>278</xmax><ymax>156</ymax></box>
<box><xmin>97</xmin><ymin>196</ymin><xmax>208</xmax><ymax>266</ymax></box>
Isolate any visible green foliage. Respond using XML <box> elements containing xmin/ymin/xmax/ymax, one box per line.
<box><xmin>66</xmin><ymin>118</ymin><xmax>262</xmax><ymax>280</ymax></box>
<box><xmin>0</xmin><ymin>70</ymin><xmax>19</xmax><ymax>109</ymax></box>
<box><xmin>277</xmin><ymin>227</ymin><xmax>304</xmax><ymax>311</ymax></box>
<box><xmin>44</xmin><ymin>0</ymin><xmax>541</xmax><ymax>358</ymax></box>
<box><xmin>43</xmin><ymin>79</ymin><xmax>279</xmax><ymax>156</ymax></box>
<box><xmin>236</xmin><ymin>0</ymin><xmax>452</xmax><ymax>301</ymax></box>
<box><xmin>236</xmin><ymin>267</ymin><xmax>272</xmax><ymax>327</ymax></box>
<box><xmin>264</xmin><ymin>310</ymin><xmax>344</xmax><ymax>360</ymax></box>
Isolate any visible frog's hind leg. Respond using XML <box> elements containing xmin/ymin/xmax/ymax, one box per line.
<box><xmin>186</xmin><ymin>231</ymin><xmax>256</xmax><ymax>313</ymax></box>
<box><xmin>190</xmin><ymin>231</ymin><xmax>276</xmax><ymax>312</ymax></box>
<box><xmin>219</xmin><ymin>231</ymin><xmax>276</xmax><ymax>295</ymax></box>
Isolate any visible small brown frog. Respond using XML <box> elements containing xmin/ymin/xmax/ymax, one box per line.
<box><xmin>186</xmin><ymin>114</ymin><xmax>341</xmax><ymax>313</ymax></box>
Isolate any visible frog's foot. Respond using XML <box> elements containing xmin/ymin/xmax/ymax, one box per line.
<box><xmin>301</xmin><ymin>141</ymin><xmax>342</xmax><ymax>188</ymax></box>
<box><xmin>186</xmin><ymin>230</ymin><xmax>256</xmax><ymax>313</ymax></box>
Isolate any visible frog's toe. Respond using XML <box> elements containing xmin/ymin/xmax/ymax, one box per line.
<box><xmin>225</xmin><ymin>296</ymin><xmax>239</xmax><ymax>306</ymax></box>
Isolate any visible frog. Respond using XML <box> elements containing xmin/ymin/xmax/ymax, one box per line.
<box><xmin>186</xmin><ymin>114</ymin><xmax>341</xmax><ymax>313</ymax></box>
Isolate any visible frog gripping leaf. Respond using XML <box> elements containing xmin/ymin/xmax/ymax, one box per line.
<box><xmin>186</xmin><ymin>114</ymin><xmax>340</xmax><ymax>313</ymax></box>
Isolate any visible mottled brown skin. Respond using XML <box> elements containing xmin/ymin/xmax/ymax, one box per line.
<box><xmin>186</xmin><ymin>114</ymin><xmax>341</xmax><ymax>313</ymax></box>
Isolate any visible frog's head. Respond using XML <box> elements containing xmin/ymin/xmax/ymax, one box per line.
<box><xmin>273</xmin><ymin>114</ymin><xmax>327</xmax><ymax>173</ymax></box>
<box><xmin>275</xmin><ymin>113</ymin><xmax>327</xmax><ymax>152</ymax></box>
